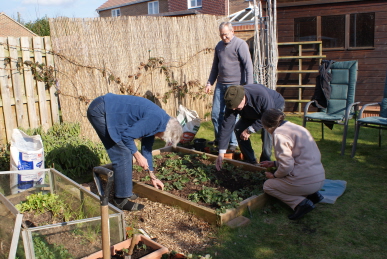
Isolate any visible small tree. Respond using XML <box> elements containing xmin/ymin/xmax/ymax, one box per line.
<box><xmin>24</xmin><ymin>16</ymin><xmax>50</xmax><ymax>36</ymax></box>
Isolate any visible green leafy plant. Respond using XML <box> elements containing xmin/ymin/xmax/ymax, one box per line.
<box><xmin>135</xmin><ymin>152</ymin><xmax>265</xmax><ymax>213</ymax></box>
<box><xmin>16</xmin><ymin>191</ymin><xmax>88</xmax><ymax>223</ymax></box>
<box><xmin>16</xmin><ymin>192</ymin><xmax>64</xmax><ymax>216</ymax></box>
<box><xmin>32</xmin><ymin>235</ymin><xmax>74</xmax><ymax>259</ymax></box>
<box><xmin>23</xmin><ymin>16</ymin><xmax>50</xmax><ymax>36</ymax></box>
<box><xmin>19</xmin><ymin>122</ymin><xmax>110</xmax><ymax>181</ymax></box>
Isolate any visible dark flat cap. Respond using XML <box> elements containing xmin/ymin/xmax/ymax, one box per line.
<box><xmin>224</xmin><ymin>85</ymin><xmax>245</xmax><ymax>109</ymax></box>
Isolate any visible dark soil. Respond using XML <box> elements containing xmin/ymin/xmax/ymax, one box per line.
<box><xmin>96</xmin><ymin>241</ymin><xmax>154</xmax><ymax>259</ymax></box>
<box><xmin>132</xmin><ymin>152</ymin><xmax>265</xmax><ymax>210</ymax></box>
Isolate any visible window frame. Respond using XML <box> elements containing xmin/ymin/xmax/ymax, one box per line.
<box><xmin>111</xmin><ymin>8</ymin><xmax>121</xmax><ymax>17</ymax></box>
<box><xmin>188</xmin><ymin>0</ymin><xmax>202</xmax><ymax>9</ymax></box>
<box><xmin>148</xmin><ymin>1</ymin><xmax>159</xmax><ymax>15</ymax></box>
<box><xmin>294</xmin><ymin>12</ymin><xmax>375</xmax><ymax>51</ymax></box>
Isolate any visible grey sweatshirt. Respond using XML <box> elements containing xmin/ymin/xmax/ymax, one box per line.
<box><xmin>207</xmin><ymin>36</ymin><xmax>253</xmax><ymax>85</ymax></box>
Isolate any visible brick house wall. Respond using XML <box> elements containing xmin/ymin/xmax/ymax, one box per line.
<box><xmin>0</xmin><ymin>13</ymin><xmax>37</xmax><ymax>37</ymax></box>
<box><xmin>276</xmin><ymin>0</ymin><xmax>387</xmax><ymax>109</ymax></box>
<box><xmin>202</xmin><ymin>0</ymin><xmax>227</xmax><ymax>15</ymax></box>
<box><xmin>168</xmin><ymin>0</ymin><xmax>188</xmax><ymax>12</ymax></box>
<box><xmin>99</xmin><ymin>0</ymin><xmax>169</xmax><ymax>17</ymax></box>
<box><xmin>233</xmin><ymin>24</ymin><xmax>255</xmax><ymax>57</ymax></box>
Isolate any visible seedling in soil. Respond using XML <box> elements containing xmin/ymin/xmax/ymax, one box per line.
<box><xmin>133</xmin><ymin>152</ymin><xmax>266</xmax><ymax>214</ymax></box>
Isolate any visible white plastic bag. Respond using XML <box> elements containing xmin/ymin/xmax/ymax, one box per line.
<box><xmin>176</xmin><ymin>105</ymin><xmax>201</xmax><ymax>144</ymax></box>
<box><xmin>9</xmin><ymin>129</ymin><xmax>45</xmax><ymax>194</ymax></box>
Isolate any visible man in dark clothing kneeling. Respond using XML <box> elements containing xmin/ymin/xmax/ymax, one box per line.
<box><xmin>215</xmin><ymin>84</ymin><xmax>285</xmax><ymax>171</ymax></box>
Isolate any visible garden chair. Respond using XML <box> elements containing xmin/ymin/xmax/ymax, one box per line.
<box><xmin>303</xmin><ymin>60</ymin><xmax>359</xmax><ymax>156</ymax></box>
<box><xmin>351</xmin><ymin>71</ymin><xmax>387</xmax><ymax>157</ymax></box>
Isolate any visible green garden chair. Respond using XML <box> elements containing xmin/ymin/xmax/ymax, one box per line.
<box><xmin>351</xmin><ymin>71</ymin><xmax>387</xmax><ymax>157</ymax></box>
<box><xmin>303</xmin><ymin>60</ymin><xmax>359</xmax><ymax>156</ymax></box>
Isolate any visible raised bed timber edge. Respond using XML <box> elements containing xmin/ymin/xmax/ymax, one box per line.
<box><xmin>106</xmin><ymin>146</ymin><xmax>268</xmax><ymax>225</ymax></box>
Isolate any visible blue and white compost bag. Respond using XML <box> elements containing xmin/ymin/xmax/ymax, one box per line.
<box><xmin>10</xmin><ymin>129</ymin><xmax>45</xmax><ymax>194</ymax></box>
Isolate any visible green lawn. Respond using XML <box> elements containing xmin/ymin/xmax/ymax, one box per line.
<box><xmin>180</xmin><ymin>116</ymin><xmax>387</xmax><ymax>259</ymax></box>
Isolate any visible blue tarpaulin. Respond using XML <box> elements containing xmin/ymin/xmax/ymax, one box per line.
<box><xmin>320</xmin><ymin>179</ymin><xmax>347</xmax><ymax>204</ymax></box>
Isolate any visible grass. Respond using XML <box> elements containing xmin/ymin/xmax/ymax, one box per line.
<box><xmin>181</xmin><ymin>116</ymin><xmax>387</xmax><ymax>259</ymax></box>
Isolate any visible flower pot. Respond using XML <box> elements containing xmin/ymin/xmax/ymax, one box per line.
<box><xmin>224</xmin><ymin>153</ymin><xmax>233</xmax><ymax>159</ymax></box>
<box><xmin>193</xmin><ymin>138</ymin><xmax>207</xmax><ymax>151</ymax></box>
<box><xmin>233</xmin><ymin>152</ymin><xmax>244</xmax><ymax>161</ymax></box>
<box><xmin>82</xmin><ymin>234</ymin><xmax>168</xmax><ymax>259</ymax></box>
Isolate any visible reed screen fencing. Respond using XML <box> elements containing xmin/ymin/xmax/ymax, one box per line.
<box><xmin>49</xmin><ymin>15</ymin><xmax>223</xmax><ymax>142</ymax></box>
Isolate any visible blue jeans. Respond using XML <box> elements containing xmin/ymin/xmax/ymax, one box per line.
<box><xmin>211</xmin><ymin>82</ymin><xmax>238</xmax><ymax>146</ymax></box>
<box><xmin>87</xmin><ymin>96</ymin><xmax>134</xmax><ymax>198</ymax></box>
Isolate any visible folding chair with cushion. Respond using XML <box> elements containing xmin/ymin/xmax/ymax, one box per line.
<box><xmin>351</xmin><ymin>72</ymin><xmax>387</xmax><ymax>157</ymax></box>
<box><xmin>303</xmin><ymin>60</ymin><xmax>359</xmax><ymax>156</ymax></box>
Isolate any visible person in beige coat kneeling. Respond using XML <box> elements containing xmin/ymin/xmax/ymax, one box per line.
<box><xmin>260</xmin><ymin>109</ymin><xmax>325</xmax><ymax>220</ymax></box>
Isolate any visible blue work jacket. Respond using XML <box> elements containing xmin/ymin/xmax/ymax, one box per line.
<box><xmin>219</xmin><ymin>84</ymin><xmax>284</xmax><ymax>150</ymax></box>
<box><xmin>103</xmin><ymin>93</ymin><xmax>170</xmax><ymax>170</ymax></box>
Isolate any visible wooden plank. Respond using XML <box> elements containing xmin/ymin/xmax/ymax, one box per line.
<box><xmin>277</xmin><ymin>85</ymin><xmax>316</xmax><ymax>88</ymax></box>
<box><xmin>44</xmin><ymin>36</ymin><xmax>60</xmax><ymax>124</ymax></box>
<box><xmin>8</xmin><ymin>37</ymin><xmax>26</xmax><ymax>129</ymax></box>
<box><xmin>120</xmin><ymin>146</ymin><xmax>267</xmax><ymax>225</ymax></box>
<box><xmin>0</xmin><ymin>37</ymin><xmax>15</xmax><ymax>144</ymax></box>
<box><xmin>21</xmin><ymin>37</ymin><xmax>38</xmax><ymax>129</ymax></box>
<box><xmin>133</xmin><ymin>180</ymin><xmax>219</xmax><ymax>224</ymax></box>
<box><xmin>33</xmin><ymin>37</ymin><xmax>49</xmax><ymax>131</ymax></box>
<box><xmin>220</xmin><ymin>194</ymin><xmax>268</xmax><ymax>224</ymax></box>
<box><xmin>285</xmin><ymin>99</ymin><xmax>311</xmax><ymax>103</ymax></box>
<box><xmin>278</xmin><ymin>55</ymin><xmax>326</xmax><ymax>59</ymax></box>
<box><xmin>278</xmin><ymin>41</ymin><xmax>324</xmax><ymax>45</ymax></box>
<box><xmin>277</xmin><ymin>70</ymin><xmax>319</xmax><ymax>73</ymax></box>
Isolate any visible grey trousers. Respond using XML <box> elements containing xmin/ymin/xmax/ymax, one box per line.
<box><xmin>263</xmin><ymin>179</ymin><xmax>325</xmax><ymax>210</ymax></box>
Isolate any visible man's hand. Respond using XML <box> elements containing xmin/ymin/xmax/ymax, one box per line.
<box><xmin>240</xmin><ymin>129</ymin><xmax>251</xmax><ymax>141</ymax></box>
<box><xmin>216</xmin><ymin>154</ymin><xmax>224</xmax><ymax>171</ymax></box>
<box><xmin>260</xmin><ymin>161</ymin><xmax>275</xmax><ymax>168</ymax></box>
<box><xmin>133</xmin><ymin>151</ymin><xmax>148</xmax><ymax>169</ymax></box>
<box><xmin>205</xmin><ymin>83</ymin><xmax>212</xmax><ymax>94</ymax></box>
<box><xmin>151</xmin><ymin>178</ymin><xmax>164</xmax><ymax>190</ymax></box>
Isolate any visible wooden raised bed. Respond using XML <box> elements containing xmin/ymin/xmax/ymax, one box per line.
<box><xmin>130</xmin><ymin>146</ymin><xmax>268</xmax><ymax>226</ymax></box>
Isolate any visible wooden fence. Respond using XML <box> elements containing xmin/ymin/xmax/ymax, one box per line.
<box><xmin>0</xmin><ymin>36</ymin><xmax>60</xmax><ymax>145</ymax></box>
<box><xmin>49</xmin><ymin>15</ymin><xmax>222</xmax><ymax>142</ymax></box>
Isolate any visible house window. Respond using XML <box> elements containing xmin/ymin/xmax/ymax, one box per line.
<box><xmin>148</xmin><ymin>1</ymin><xmax>159</xmax><ymax>14</ymax></box>
<box><xmin>111</xmin><ymin>8</ymin><xmax>120</xmax><ymax>17</ymax></box>
<box><xmin>294</xmin><ymin>12</ymin><xmax>375</xmax><ymax>50</ymax></box>
<box><xmin>188</xmin><ymin>0</ymin><xmax>202</xmax><ymax>9</ymax></box>
<box><xmin>294</xmin><ymin>17</ymin><xmax>317</xmax><ymax>42</ymax></box>
<box><xmin>350</xmin><ymin>13</ymin><xmax>375</xmax><ymax>48</ymax></box>
<box><xmin>321</xmin><ymin>15</ymin><xmax>345</xmax><ymax>48</ymax></box>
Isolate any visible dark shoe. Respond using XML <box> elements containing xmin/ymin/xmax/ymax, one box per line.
<box><xmin>113</xmin><ymin>198</ymin><xmax>144</xmax><ymax>211</ymax></box>
<box><xmin>288</xmin><ymin>199</ymin><xmax>315</xmax><ymax>220</ymax></box>
<box><xmin>307</xmin><ymin>191</ymin><xmax>324</xmax><ymax>204</ymax></box>
<box><xmin>128</xmin><ymin>193</ymin><xmax>139</xmax><ymax>200</ymax></box>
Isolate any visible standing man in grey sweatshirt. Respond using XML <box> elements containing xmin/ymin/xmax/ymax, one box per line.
<box><xmin>205</xmin><ymin>22</ymin><xmax>254</xmax><ymax>150</ymax></box>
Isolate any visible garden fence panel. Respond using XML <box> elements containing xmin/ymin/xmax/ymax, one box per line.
<box><xmin>49</xmin><ymin>15</ymin><xmax>224</xmax><ymax>142</ymax></box>
<box><xmin>0</xmin><ymin>36</ymin><xmax>60</xmax><ymax>145</ymax></box>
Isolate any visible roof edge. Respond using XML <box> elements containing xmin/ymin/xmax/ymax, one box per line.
<box><xmin>277</xmin><ymin>0</ymin><xmax>365</xmax><ymax>8</ymax></box>
<box><xmin>0</xmin><ymin>12</ymin><xmax>38</xmax><ymax>36</ymax></box>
